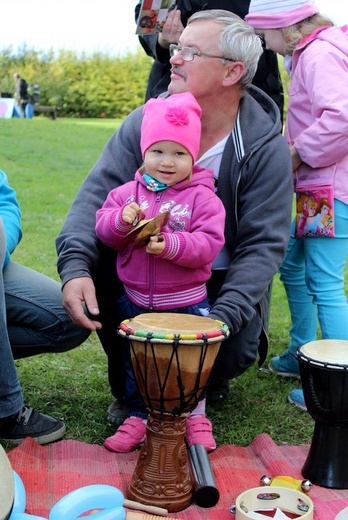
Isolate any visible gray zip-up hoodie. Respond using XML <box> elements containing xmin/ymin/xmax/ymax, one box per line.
<box><xmin>56</xmin><ymin>86</ymin><xmax>293</xmax><ymax>375</ymax></box>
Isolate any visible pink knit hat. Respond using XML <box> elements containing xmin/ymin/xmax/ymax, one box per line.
<box><xmin>140</xmin><ymin>92</ymin><xmax>202</xmax><ymax>162</ymax></box>
<box><xmin>246</xmin><ymin>0</ymin><xmax>319</xmax><ymax>29</ymax></box>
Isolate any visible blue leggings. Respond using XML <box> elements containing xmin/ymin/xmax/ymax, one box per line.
<box><xmin>279</xmin><ymin>199</ymin><xmax>348</xmax><ymax>354</ymax></box>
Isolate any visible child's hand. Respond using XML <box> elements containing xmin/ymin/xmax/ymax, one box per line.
<box><xmin>122</xmin><ymin>203</ymin><xmax>142</xmax><ymax>225</ymax></box>
<box><xmin>146</xmin><ymin>234</ymin><xmax>165</xmax><ymax>255</ymax></box>
<box><xmin>290</xmin><ymin>145</ymin><xmax>302</xmax><ymax>172</ymax></box>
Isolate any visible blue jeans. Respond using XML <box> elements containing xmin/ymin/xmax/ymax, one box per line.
<box><xmin>25</xmin><ymin>103</ymin><xmax>34</xmax><ymax>119</ymax></box>
<box><xmin>0</xmin><ymin>226</ymin><xmax>90</xmax><ymax>418</ymax></box>
<box><xmin>279</xmin><ymin>199</ymin><xmax>348</xmax><ymax>354</ymax></box>
<box><xmin>13</xmin><ymin>104</ymin><xmax>25</xmax><ymax>118</ymax></box>
<box><xmin>117</xmin><ymin>294</ymin><xmax>211</xmax><ymax>418</ymax></box>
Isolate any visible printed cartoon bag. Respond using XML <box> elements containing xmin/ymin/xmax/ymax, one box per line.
<box><xmin>295</xmin><ymin>178</ymin><xmax>334</xmax><ymax>238</ymax></box>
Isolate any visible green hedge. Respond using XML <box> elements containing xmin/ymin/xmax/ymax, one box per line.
<box><xmin>0</xmin><ymin>46</ymin><xmax>152</xmax><ymax>118</ymax></box>
<box><xmin>1</xmin><ymin>46</ymin><xmax>289</xmax><ymax>120</ymax></box>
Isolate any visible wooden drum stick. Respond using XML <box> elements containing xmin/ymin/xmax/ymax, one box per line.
<box><xmin>126</xmin><ymin>513</ymin><xmax>178</xmax><ymax>520</ymax></box>
<box><xmin>124</xmin><ymin>499</ymin><xmax>168</xmax><ymax>517</ymax></box>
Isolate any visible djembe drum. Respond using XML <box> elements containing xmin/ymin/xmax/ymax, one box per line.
<box><xmin>297</xmin><ymin>339</ymin><xmax>348</xmax><ymax>488</ymax></box>
<box><xmin>118</xmin><ymin>313</ymin><xmax>229</xmax><ymax>512</ymax></box>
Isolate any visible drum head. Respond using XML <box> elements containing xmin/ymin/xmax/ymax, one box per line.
<box><xmin>0</xmin><ymin>444</ymin><xmax>14</xmax><ymax>520</ymax></box>
<box><xmin>299</xmin><ymin>340</ymin><xmax>348</xmax><ymax>366</ymax></box>
<box><xmin>119</xmin><ymin>313</ymin><xmax>229</xmax><ymax>344</ymax></box>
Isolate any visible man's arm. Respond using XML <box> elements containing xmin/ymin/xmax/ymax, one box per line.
<box><xmin>210</xmin><ymin>131</ymin><xmax>293</xmax><ymax>336</ymax></box>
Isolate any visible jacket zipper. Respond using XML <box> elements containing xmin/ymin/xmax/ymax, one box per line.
<box><xmin>148</xmin><ymin>192</ymin><xmax>163</xmax><ymax>309</ymax></box>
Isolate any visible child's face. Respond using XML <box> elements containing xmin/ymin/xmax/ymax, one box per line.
<box><xmin>144</xmin><ymin>140</ymin><xmax>193</xmax><ymax>185</ymax></box>
<box><xmin>257</xmin><ymin>29</ymin><xmax>285</xmax><ymax>56</ymax></box>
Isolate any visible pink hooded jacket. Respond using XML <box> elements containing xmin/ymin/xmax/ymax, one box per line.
<box><xmin>284</xmin><ymin>25</ymin><xmax>348</xmax><ymax>205</ymax></box>
<box><xmin>95</xmin><ymin>166</ymin><xmax>225</xmax><ymax>310</ymax></box>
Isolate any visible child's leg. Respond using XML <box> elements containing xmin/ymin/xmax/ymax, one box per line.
<box><xmin>177</xmin><ymin>300</ymin><xmax>217</xmax><ymax>451</ymax></box>
<box><xmin>279</xmin><ymin>227</ymin><xmax>318</xmax><ymax>355</ymax></box>
<box><xmin>104</xmin><ymin>354</ymin><xmax>147</xmax><ymax>453</ymax></box>
<box><xmin>305</xmin><ymin>201</ymin><xmax>348</xmax><ymax>340</ymax></box>
<box><xmin>186</xmin><ymin>398</ymin><xmax>216</xmax><ymax>452</ymax></box>
<box><xmin>104</xmin><ymin>299</ymin><xmax>148</xmax><ymax>453</ymax></box>
<box><xmin>270</xmin><ymin>222</ymin><xmax>317</xmax><ymax>378</ymax></box>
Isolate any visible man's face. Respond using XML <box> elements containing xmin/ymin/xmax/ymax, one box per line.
<box><xmin>168</xmin><ymin>21</ymin><xmax>229</xmax><ymax>99</ymax></box>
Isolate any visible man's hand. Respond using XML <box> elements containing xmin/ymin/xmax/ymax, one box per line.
<box><xmin>62</xmin><ymin>277</ymin><xmax>102</xmax><ymax>331</ymax></box>
<box><xmin>158</xmin><ymin>9</ymin><xmax>184</xmax><ymax>49</ymax></box>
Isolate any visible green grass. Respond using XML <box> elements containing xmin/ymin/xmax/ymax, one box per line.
<box><xmin>0</xmin><ymin>117</ymin><xmax>333</xmax><ymax>448</ymax></box>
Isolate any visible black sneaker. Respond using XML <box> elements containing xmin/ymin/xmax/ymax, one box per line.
<box><xmin>107</xmin><ymin>399</ymin><xmax>130</xmax><ymax>427</ymax></box>
<box><xmin>0</xmin><ymin>406</ymin><xmax>66</xmax><ymax>445</ymax></box>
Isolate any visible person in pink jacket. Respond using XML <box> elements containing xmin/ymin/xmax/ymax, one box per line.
<box><xmin>95</xmin><ymin>92</ymin><xmax>225</xmax><ymax>452</ymax></box>
<box><xmin>246</xmin><ymin>0</ymin><xmax>348</xmax><ymax>409</ymax></box>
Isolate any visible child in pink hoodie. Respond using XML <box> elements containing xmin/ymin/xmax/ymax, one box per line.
<box><xmin>96</xmin><ymin>92</ymin><xmax>225</xmax><ymax>453</ymax></box>
<box><xmin>246</xmin><ymin>0</ymin><xmax>348</xmax><ymax>410</ymax></box>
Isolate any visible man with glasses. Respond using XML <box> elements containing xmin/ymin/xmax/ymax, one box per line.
<box><xmin>134</xmin><ymin>0</ymin><xmax>284</xmax><ymax>124</ymax></box>
<box><xmin>56</xmin><ymin>10</ymin><xmax>293</xmax><ymax>446</ymax></box>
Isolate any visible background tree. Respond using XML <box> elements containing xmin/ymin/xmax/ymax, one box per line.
<box><xmin>0</xmin><ymin>46</ymin><xmax>152</xmax><ymax>118</ymax></box>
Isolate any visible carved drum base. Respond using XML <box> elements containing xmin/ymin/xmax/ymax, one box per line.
<box><xmin>128</xmin><ymin>412</ymin><xmax>193</xmax><ymax>512</ymax></box>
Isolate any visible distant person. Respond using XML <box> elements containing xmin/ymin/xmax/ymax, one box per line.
<box><xmin>0</xmin><ymin>168</ymin><xmax>90</xmax><ymax>445</ymax></box>
<box><xmin>25</xmin><ymin>84</ymin><xmax>36</xmax><ymax>119</ymax></box>
<box><xmin>95</xmin><ymin>92</ymin><xmax>226</xmax><ymax>453</ymax></box>
<box><xmin>13</xmin><ymin>73</ymin><xmax>32</xmax><ymax>119</ymax></box>
<box><xmin>134</xmin><ymin>0</ymin><xmax>284</xmax><ymax>122</ymax></box>
<box><xmin>246</xmin><ymin>0</ymin><xmax>348</xmax><ymax>410</ymax></box>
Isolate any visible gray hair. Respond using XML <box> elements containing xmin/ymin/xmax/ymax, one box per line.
<box><xmin>188</xmin><ymin>10</ymin><xmax>263</xmax><ymax>90</ymax></box>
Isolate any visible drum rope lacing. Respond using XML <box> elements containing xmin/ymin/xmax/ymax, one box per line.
<box><xmin>128</xmin><ymin>332</ymin><xmax>211</xmax><ymax>415</ymax></box>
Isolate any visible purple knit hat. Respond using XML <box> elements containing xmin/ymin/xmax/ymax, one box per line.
<box><xmin>246</xmin><ymin>0</ymin><xmax>319</xmax><ymax>29</ymax></box>
<box><xmin>140</xmin><ymin>92</ymin><xmax>202</xmax><ymax>162</ymax></box>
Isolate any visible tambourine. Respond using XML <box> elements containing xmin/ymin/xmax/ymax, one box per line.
<box><xmin>230</xmin><ymin>486</ymin><xmax>314</xmax><ymax>520</ymax></box>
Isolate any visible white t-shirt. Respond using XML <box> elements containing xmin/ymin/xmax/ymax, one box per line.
<box><xmin>196</xmin><ymin>135</ymin><xmax>231</xmax><ymax>270</ymax></box>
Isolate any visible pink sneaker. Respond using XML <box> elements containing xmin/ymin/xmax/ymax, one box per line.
<box><xmin>104</xmin><ymin>416</ymin><xmax>146</xmax><ymax>453</ymax></box>
<box><xmin>185</xmin><ymin>414</ymin><xmax>216</xmax><ymax>452</ymax></box>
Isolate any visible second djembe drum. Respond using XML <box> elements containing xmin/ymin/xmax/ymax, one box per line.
<box><xmin>118</xmin><ymin>313</ymin><xmax>229</xmax><ymax>512</ymax></box>
<box><xmin>298</xmin><ymin>339</ymin><xmax>348</xmax><ymax>488</ymax></box>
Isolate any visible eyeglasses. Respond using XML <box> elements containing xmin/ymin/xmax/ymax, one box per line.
<box><xmin>169</xmin><ymin>44</ymin><xmax>235</xmax><ymax>63</ymax></box>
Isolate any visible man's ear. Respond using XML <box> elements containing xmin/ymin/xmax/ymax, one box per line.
<box><xmin>222</xmin><ymin>62</ymin><xmax>245</xmax><ymax>87</ymax></box>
